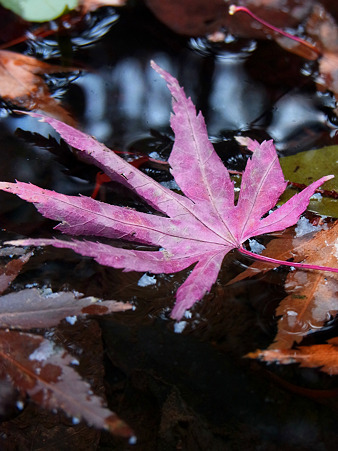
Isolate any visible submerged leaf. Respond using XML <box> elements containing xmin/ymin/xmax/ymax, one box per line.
<box><xmin>279</xmin><ymin>146</ymin><xmax>338</xmax><ymax>217</ymax></box>
<box><xmin>0</xmin><ymin>330</ymin><xmax>134</xmax><ymax>437</ymax></box>
<box><xmin>0</xmin><ymin>250</ymin><xmax>31</xmax><ymax>295</ymax></box>
<box><xmin>0</xmin><ymin>62</ymin><xmax>333</xmax><ymax>319</ymax></box>
<box><xmin>0</xmin><ymin>287</ymin><xmax>132</xmax><ymax>329</ymax></box>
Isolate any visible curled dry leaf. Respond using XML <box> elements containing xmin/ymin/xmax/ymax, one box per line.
<box><xmin>0</xmin><ymin>62</ymin><xmax>332</xmax><ymax>320</ymax></box>
<box><xmin>0</xmin><ymin>287</ymin><xmax>132</xmax><ymax>329</ymax></box>
<box><xmin>0</xmin><ymin>330</ymin><xmax>134</xmax><ymax>437</ymax></box>
<box><xmin>0</xmin><ymin>50</ymin><xmax>76</xmax><ymax>124</ymax></box>
<box><xmin>247</xmin><ymin>337</ymin><xmax>338</xmax><ymax>376</ymax></box>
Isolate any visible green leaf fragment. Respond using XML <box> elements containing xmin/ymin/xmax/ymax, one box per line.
<box><xmin>0</xmin><ymin>0</ymin><xmax>78</xmax><ymax>22</ymax></box>
<box><xmin>279</xmin><ymin>146</ymin><xmax>338</xmax><ymax>217</ymax></box>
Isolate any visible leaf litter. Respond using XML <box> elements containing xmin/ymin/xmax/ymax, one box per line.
<box><xmin>0</xmin><ymin>61</ymin><xmax>334</xmax><ymax>321</ymax></box>
<box><xmin>0</xmin><ymin>244</ymin><xmax>134</xmax><ymax>438</ymax></box>
<box><xmin>0</xmin><ymin>61</ymin><xmax>337</xmax><ymax>409</ymax></box>
<box><xmin>0</xmin><ymin>287</ymin><xmax>132</xmax><ymax>329</ymax></box>
<box><xmin>0</xmin><ymin>330</ymin><xmax>134</xmax><ymax>437</ymax></box>
<box><xmin>228</xmin><ymin>220</ymin><xmax>338</xmax><ymax>374</ymax></box>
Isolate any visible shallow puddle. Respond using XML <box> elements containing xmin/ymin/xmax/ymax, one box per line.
<box><xmin>0</xmin><ymin>4</ymin><xmax>337</xmax><ymax>449</ymax></box>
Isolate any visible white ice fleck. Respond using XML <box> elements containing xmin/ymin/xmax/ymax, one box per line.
<box><xmin>72</xmin><ymin>417</ymin><xmax>80</xmax><ymax>425</ymax></box>
<box><xmin>29</xmin><ymin>340</ymin><xmax>54</xmax><ymax>362</ymax></box>
<box><xmin>184</xmin><ymin>310</ymin><xmax>192</xmax><ymax>319</ymax></box>
<box><xmin>25</xmin><ymin>283</ymin><xmax>38</xmax><ymax>288</ymax></box>
<box><xmin>287</xmin><ymin>310</ymin><xmax>298</xmax><ymax>316</ymax></box>
<box><xmin>128</xmin><ymin>436</ymin><xmax>137</xmax><ymax>445</ymax></box>
<box><xmin>71</xmin><ymin>359</ymin><xmax>79</xmax><ymax>366</ymax></box>
<box><xmin>149</xmin><ymin>151</ymin><xmax>160</xmax><ymax>159</ymax></box>
<box><xmin>137</xmin><ymin>273</ymin><xmax>157</xmax><ymax>287</ymax></box>
<box><xmin>249</xmin><ymin>239</ymin><xmax>266</xmax><ymax>254</ymax></box>
<box><xmin>295</xmin><ymin>216</ymin><xmax>322</xmax><ymax>237</ymax></box>
<box><xmin>174</xmin><ymin>321</ymin><xmax>187</xmax><ymax>334</ymax></box>
<box><xmin>16</xmin><ymin>401</ymin><xmax>24</xmax><ymax>410</ymax></box>
<box><xmin>310</xmin><ymin>192</ymin><xmax>322</xmax><ymax>200</ymax></box>
<box><xmin>65</xmin><ymin>315</ymin><xmax>77</xmax><ymax>325</ymax></box>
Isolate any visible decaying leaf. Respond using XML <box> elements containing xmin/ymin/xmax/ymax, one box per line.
<box><xmin>0</xmin><ymin>62</ymin><xmax>332</xmax><ymax>320</ymax></box>
<box><xmin>304</xmin><ymin>4</ymin><xmax>338</xmax><ymax>109</ymax></box>
<box><xmin>247</xmin><ymin>337</ymin><xmax>338</xmax><ymax>376</ymax></box>
<box><xmin>144</xmin><ymin>0</ymin><xmax>315</xmax><ymax>38</ymax></box>
<box><xmin>270</xmin><ymin>222</ymin><xmax>338</xmax><ymax>350</ymax></box>
<box><xmin>279</xmin><ymin>145</ymin><xmax>338</xmax><ymax>217</ymax></box>
<box><xmin>0</xmin><ymin>249</ymin><xmax>32</xmax><ymax>295</ymax></box>
<box><xmin>0</xmin><ymin>330</ymin><xmax>134</xmax><ymax>437</ymax></box>
<box><xmin>229</xmin><ymin>221</ymin><xmax>338</xmax><ymax>350</ymax></box>
<box><xmin>229</xmin><ymin>4</ymin><xmax>338</xmax><ymax>112</ymax></box>
<box><xmin>0</xmin><ymin>287</ymin><xmax>132</xmax><ymax>329</ymax></box>
<box><xmin>0</xmin><ymin>50</ymin><xmax>76</xmax><ymax>123</ymax></box>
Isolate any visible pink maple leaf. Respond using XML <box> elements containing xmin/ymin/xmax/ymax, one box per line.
<box><xmin>0</xmin><ymin>62</ymin><xmax>333</xmax><ymax>320</ymax></box>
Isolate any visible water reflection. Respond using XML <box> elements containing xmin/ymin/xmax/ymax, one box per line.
<box><xmin>267</xmin><ymin>92</ymin><xmax>329</xmax><ymax>152</ymax></box>
<box><xmin>208</xmin><ymin>53</ymin><xmax>267</xmax><ymax>133</ymax></box>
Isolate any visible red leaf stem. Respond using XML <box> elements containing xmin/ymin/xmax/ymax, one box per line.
<box><xmin>238</xmin><ymin>245</ymin><xmax>338</xmax><ymax>273</ymax></box>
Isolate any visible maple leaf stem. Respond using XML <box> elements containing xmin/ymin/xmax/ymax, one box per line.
<box><xmin>228</xmin><ymin>5</ymin><xmax>321</xmax><ymax>56</ymax></box>
<box><xmin>238</xmin><ymin>245</ymin><xmax>338</xmax><ymax>273</ymax></box>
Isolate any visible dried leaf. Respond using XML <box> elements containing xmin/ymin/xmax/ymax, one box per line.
<box><xmin>247</xmin><ymin>338</ymin><xmax>338</xmax><ymax>375</ymax></box>
<box><xmin>0</xmin><ymin>287</ymin><xmax>132</xmax><ymax>329</ymax></box>
<box><xmin>0</xmin><ymin>63</ymin><xmax>332</xmax><ymax>320</ymax></box>
<box><xmin>0</xmin><ymin>250</ymin><xmax>31</xmax><ymax>295</ymax></box>
<box><xmin>0</xmin><ymin>330</ymin><xmax>134</xmax><ymax>437</ymax></box>
<box><xmin>235</xmin><ymin>222</ymin><xmax>338</xmax><ymax>350</ymax></box>
<box><xmin>0</xmin><ymin>50</ymin><xmax>76</xmax><ymax>123</ymax></box>
<box><xmin>271</xmin><ymin>222</ymin><xmax>338</xmax><ymax>349</ymax></box>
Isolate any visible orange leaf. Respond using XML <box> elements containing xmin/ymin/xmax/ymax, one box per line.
<box><xmin>247</xmin><ymin>338</ymin><xmax>338</xmax><ymax>375</ymax></box>
<box><xmin>229</xmin><ymin>221</ymin><xmax>338</xmax><ymax>350</ymax></box>
<box><xmin>270</xmin><ymin>222</ymin><xmax>338</xmax><ymax>349</ymax></box>
<box><xmin>0</xmin><ymin>50</ymin><xmax>76</xmax><ymax>124</ymax></box>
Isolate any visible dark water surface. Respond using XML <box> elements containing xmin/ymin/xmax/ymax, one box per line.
<box><xmin>0</xmin><ymin>4</ymin><xmax>337</xmax><ymax>450</ymax></box>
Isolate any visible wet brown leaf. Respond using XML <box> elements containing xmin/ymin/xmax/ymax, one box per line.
<box><xmin>228</xmin><ymin>221</ymin><xmax>338</xmax><ymax>349</ymax></box>
<box><xmin>145</xmin><ymin>1</ymin><xmax>338</xmax><ymax>110</ymax></box>
<box><xmin>0</xmin><ymin>287</ymin><xmax>132</xmax><ymax>329</ymax></box>
<box><xmin>247</xmin><ymin>337</ymin><xmax>338</xmax><ymax>375</ymax></box>
<box><xmin>0</xmin><ymin>250</ymin><xmax>32</xmax><ymax>295</ymax></box>
<box><xmin>0</xmin><ymin>50</ymin><xmax>76</xmax><ymax>124</ymax></box>
<box><xmin>270</xmin><ymin>222</ymin><xmax>338</xmax><ymax>349</ymax></box>
<box><xmin>0</xmin><ymin>330</ymin><xmax>134</xmax><ymax>437</ymax></box>
<box><xmin>145</xmin><ymin>0</ymin><xmax>315</xmax><ymax>38</ymax></box>
<box><xmin>276</xmin><ymin>4</ymin><xmax>338</xmax><ymax>109</ymax></box>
